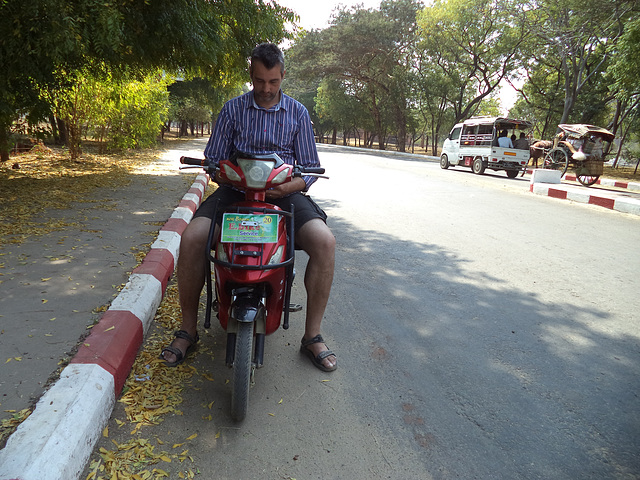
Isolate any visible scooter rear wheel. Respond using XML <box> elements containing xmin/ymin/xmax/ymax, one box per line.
<box><xmin>231</xmin><ymin>322</ymin><xmax>253</xmax><ymax>421</ymax></box>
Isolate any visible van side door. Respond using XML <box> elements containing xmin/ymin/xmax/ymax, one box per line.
<box><xmin>446</xmin><ymin>126</ymin><xmax>462</xmax><ymax>163</ymax></box>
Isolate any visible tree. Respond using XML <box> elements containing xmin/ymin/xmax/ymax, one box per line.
<box><xmin>417</xmin><ymin>0</ymin><xmax>533</xmax><ymax>125</ymax></box>
<box><xmin>168</xmin><ymin>77</ymin><xmax>238</xmax><ymax>137</ymax></box>
<box><xmin>605</xmin><ymin>15</ymin><xmax>640</xmax><ymax>168</ymax></box>
<box><xmin>287</xmin><ymin>0</ymin><xmax>422</xmax><ymax>151</ymax></box>
<box><xmin>508</xmin><ymin>61</ymin><xmax>565</xmax><ymax>139</ymax></box>
<box><xmin>282</xmin><ymin>30</ymin><xmax>325</xmax><ymax>135</ymax></box>
<box><xmin>530</xmin><ymin>0</ymin><xmax>636</xmax><ymax>125</ymax></box>
<box><xmin>314</xmin><ymin>78</ymin><xmax>369</xmax><ymax>145</ymax></box>
<box><xmin>413</xmin><ymin>56</ymin><xmax>457</xmax><ymax>155</ymax></box>
<box><xmin>0</xmin><ymin>0</ymin><xmax>294</xmax><ymax>161</ymax></box>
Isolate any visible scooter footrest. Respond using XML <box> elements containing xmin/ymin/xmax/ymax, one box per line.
<box><xmin>288</xmin><ymin>303</ymin><xmax>302</xmax><ymax>312</ymax></box>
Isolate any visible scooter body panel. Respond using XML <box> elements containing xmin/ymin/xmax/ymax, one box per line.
<box><xmin>214</xmin><ymin>200</ymin><xmax>289</xmax><ymax>336</ymax></box>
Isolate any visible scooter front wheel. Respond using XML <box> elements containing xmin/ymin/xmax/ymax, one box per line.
<box><xmin>230</xmin><ymin>321</ymin><xmax>253</xmax><ymax>421</ymax></box>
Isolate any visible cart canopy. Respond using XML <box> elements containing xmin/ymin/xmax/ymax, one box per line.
<box><xmin>557</xmin><ymin>124</ymin><xmax>615</xmax><ymax>142</ymax></box>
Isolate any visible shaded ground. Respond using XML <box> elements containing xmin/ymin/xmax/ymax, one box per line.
<box><xmin>0</xmin><ymin>137</ymin><xmax>209</xmax><ymax>445</ymax></box>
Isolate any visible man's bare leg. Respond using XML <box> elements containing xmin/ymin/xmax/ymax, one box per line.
<box><xmin>296</xmin><ymin>218</ymin><xmax>337</xmax><ymax>370</ymax></box>
<box><xmin>160</xmin><ymin>216</ymin><xmax>211</xmax><ymax>364</ymax></box>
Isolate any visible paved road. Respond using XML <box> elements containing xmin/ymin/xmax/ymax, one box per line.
<box><xmin>82</xmin><ymin>144</ymin><xmax>640</xmax><ymax>479</ymax></box>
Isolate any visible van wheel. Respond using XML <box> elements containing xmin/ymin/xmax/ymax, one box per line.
<box><xmin>440</xmin><ymin>154</ymin><xmax>450</xmax><ymax>169</ymax></box>
<box><xmin>506</xmin><ymin>170</ymin><xmax>519</xmax><ymax>178</ymax></box>
<box><xmin>472</xmin><ymin>157</ymin><xmax>486</xmax><ymax>175</ymax></box>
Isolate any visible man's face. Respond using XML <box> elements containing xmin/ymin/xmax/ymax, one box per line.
<box><xmin>251</xmin><ymin>60</ymin><xmax>284</xmax><ymax>108</ymax></box>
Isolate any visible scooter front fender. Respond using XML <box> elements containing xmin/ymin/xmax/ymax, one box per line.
<box><xmin>231</xmin><ymin>295</ymin><xmax>265</xmax><ymax>324</ymax></box>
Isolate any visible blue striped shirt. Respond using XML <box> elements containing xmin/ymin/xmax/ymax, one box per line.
<box><xmin>203</xmin><ymin>91</ymin><xmax>320</xmax><ymax>191</ymax></box>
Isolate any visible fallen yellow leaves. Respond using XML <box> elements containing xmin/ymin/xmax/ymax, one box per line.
<box><xmin>0</xmin><ymin>146</ymin><xmax>166</xmax><ymax>245</ymax></box>
<box><xmin>85</xmin><ymin>280</ymin><xmax>206</xmax><ymax>479</ymax></box>
<box><xmin>85</xmin><ymin>437</ymin><xmax>196</xmax><ymax>480</ymax></box>
<box><xmin>0</xmin><ymin>409</ymin><xmax>32</xmax><ymax>444</ymax></box>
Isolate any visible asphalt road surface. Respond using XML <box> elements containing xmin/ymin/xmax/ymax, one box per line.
<box><xmin>87</xmin><ymin>144</ymin><xmax>640</xmax><ymax>480</ymax></box>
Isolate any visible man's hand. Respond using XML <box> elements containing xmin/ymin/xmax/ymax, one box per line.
<box><xmin>265</xmin><ymin>177</ymin><xmax>306</xmax><ymax>199</ymax></box>
<box><xmin>213</xmin><ymin>169</ymin><xmax>229</xmax><ymax>185</ymax></box>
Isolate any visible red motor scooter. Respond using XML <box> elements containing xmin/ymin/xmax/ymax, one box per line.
<box><xmin>180</xmin><ymin>152</ymin><xmax>325</xmax><ymax>421</ymax></box>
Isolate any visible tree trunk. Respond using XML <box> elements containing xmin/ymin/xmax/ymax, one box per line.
<box><xmin>49</xmin><ymin>115</ymin><xmax>60</xmax><ymax>144</ymax></box>
<box><xmin>57</xmin><ymin>117</ymin><xmax>68</xmax><ymax>146</ymax></box>
<box><xmin>0</xmin><ymin>127</ymin><xmax>9</xmax><ymax>162</ymax></box>
<box><xmin>395</xmin><ymin>106</ymin><xmax>406</xmax><ymax>153</ymax></box>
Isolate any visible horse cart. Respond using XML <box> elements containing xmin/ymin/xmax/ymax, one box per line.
<box><xmin>540</xmin><ymin>124</ymin><xmax>615</xmax><ymax>186</ymax></box>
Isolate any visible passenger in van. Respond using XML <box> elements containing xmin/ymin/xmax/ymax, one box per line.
<box><xmin>511</xmin><ymin>134</ymin><xmax>517</xmax><ymax>144</ymax></box>
<box><xmin>497</xmin><ymin>129</ymin><xmax>513</xmax><ymax>148</ymax></box>
<box><xmin>514</xmin><ymin>132</ymin><xmax>529</xmax><ymax>150</ymax></box>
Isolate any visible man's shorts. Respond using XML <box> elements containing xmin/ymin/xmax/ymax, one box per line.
<box><xmin>193</xmin><ymin>185</ymin><xmax>327</xmax><ymax>233</ymax></box>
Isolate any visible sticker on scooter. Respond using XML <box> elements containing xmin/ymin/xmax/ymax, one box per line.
<box><xmin>221</xmin><ymin>213</ymin><xmax>278</xmax><ymax>243</ymax></box>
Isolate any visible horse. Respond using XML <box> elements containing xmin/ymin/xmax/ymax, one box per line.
<box><xmin>529</xmin><ymin>140</ymin><xmax>553</xmax><ymax>168</ymax></box>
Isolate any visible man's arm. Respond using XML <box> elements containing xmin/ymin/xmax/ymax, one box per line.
<box><xmin>293</xmin><ymin>106</ymin><xmax>321</xmax><ymax>191</ymax></box>
<box><xmin>203</xmin><ymin>105</ymin><xmax>233</xmax><ymax>173</ymax></box>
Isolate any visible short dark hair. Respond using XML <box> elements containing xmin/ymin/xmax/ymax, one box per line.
<box><xmin>251</xmin><ymin>43</ymin><xmax>285</xmax><ymax>73</ymax></box>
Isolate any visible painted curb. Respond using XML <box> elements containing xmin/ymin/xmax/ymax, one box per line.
<box><xmin>0</xmin><ymin>173</ymin><xmax>209</xmax><ymax>480</ymax></box>
<box><xmin>529</xmin><ymin>181</ymin><xmax>640</xmax><ymax>216</ymax></box>
<box><xmin>563</xmin><ymin>174</ymin><xmax>640</xmax><ymax>192</ymax></box>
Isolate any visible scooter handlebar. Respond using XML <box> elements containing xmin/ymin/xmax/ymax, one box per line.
<box><xmin>179</xmin><ymin>156</ymin><xmax>326</xmax><ymax>178</ymax></box>
<box><xmin>297</xmin><ymin>166</ymin><xmax>325</xmax><ymax>175</ymax></box>
<box><xmin>180</xmin><ymin>156</ymin><xmax>209</xmax><ymax>167</ymax></box>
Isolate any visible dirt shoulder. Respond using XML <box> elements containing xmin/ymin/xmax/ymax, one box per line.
<box><xmin>0</xmin><ymin>137</ymin><xmax>209</xmax><ymax>444</ymax></box>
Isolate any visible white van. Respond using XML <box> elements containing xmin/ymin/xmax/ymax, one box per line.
<box><xmin>440</xmin><ymin>116</ymin><xmax>533</xmax><ymax>178</ymax></box>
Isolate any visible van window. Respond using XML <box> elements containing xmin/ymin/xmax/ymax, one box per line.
<box><xmin>450</xmin><ymin>127</ymin><xmax>461</xmax><ymax>141</ymax></box>
<box><xmin>462</xmin><ymin>125</ymin><xmax>477</xmax><ymax>136</ymax></box>
<box><xmin>461</xmin><ymin>124</ymin><xmax>477</xmax><ymax>146</ymax></box>
<box><xmin>477</xmin><ymin>124</ymin><xmax>493</xmax><ymax>145</ymax></box>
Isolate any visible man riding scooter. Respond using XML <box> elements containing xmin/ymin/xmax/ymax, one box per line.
<box><xmin>160</xmin><ymin>43</ymin><xmax>338</xmax><ymax>372</ymax></box>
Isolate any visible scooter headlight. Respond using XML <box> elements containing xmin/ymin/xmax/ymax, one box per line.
<box><xmin>267</xmin><ymin>245</ymin><xmax>285</xmax><ymax>265</ymax></box>
<box><xmin>271</xmin><ymin>168</ymin><xmax>289</xmax><ymax>185</ymax></box>
<box><xmin>238</xmin><ymin>158</ymin><xmax>275</xmax><ymax>189</ymax></box>
<box><xmin>222</xmin><ymin>163</ymin><xmax>242</xmax><ymax>183</ymax></box>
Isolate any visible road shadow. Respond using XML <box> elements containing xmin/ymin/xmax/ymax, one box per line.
<box><xmin>316</xmin><ymin>197</ymin><xmax>639</xmax><ymax>479</ymax></box>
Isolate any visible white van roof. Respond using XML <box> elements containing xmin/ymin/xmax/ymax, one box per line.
<box><xmin>462</xmin><ymin>116</ymin><xmax>533</xmax><ymax>129</ymax></box>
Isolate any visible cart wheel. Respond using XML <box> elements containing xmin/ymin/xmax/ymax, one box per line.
<box><xmin>543</xmin><ymin>148</ymin><xmax>569</xmax><ymax>176</ymax></box>
<box><xmin>577</xmin><ymin>174</ymin><xmax>600</xmax><ymax>186</ymax></box>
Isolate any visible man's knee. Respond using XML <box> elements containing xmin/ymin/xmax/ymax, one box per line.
<box><xmin>180</xmin><ymin>217</ymin><xmax>211</xmax><ymax>254</ymax></box>
<box><xmin>317</xmin><ymin>226</ymin><xmax>336</xmax><ymax>253</ymax></box>
<box><xmin>298</xmin><ymin>220</ymin><xmax>335</xmax><ymax>257</ymax></box>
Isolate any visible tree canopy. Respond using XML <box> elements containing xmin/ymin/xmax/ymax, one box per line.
<box><xmin>283</xmin><ymin>0</ymin><xmax>639</xmax><ymax>158</ymax></box>
<box><xmin>0</xmin><ymin>0</ymin><xmax>294</xmax><ymax>160</ymax></box>
<box><xmin>2</xmin><ymin>0</ymin><xmax>639</xmax><ymax>165</ymax></box>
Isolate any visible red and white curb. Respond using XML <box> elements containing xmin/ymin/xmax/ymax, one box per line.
<box><xmin>530</xmin><ymin>181</ymin><xmax>640</xmax><ymax>216</ymax></box>
<box><xmin>0</xmin><ymin>173</ymin><xmax>209</xmax><ymax>480</ymax></box>
<box><xmin>563</xmin><ymin>174</ymin><xmax>640</xmax><ymax>192</ymax></box>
